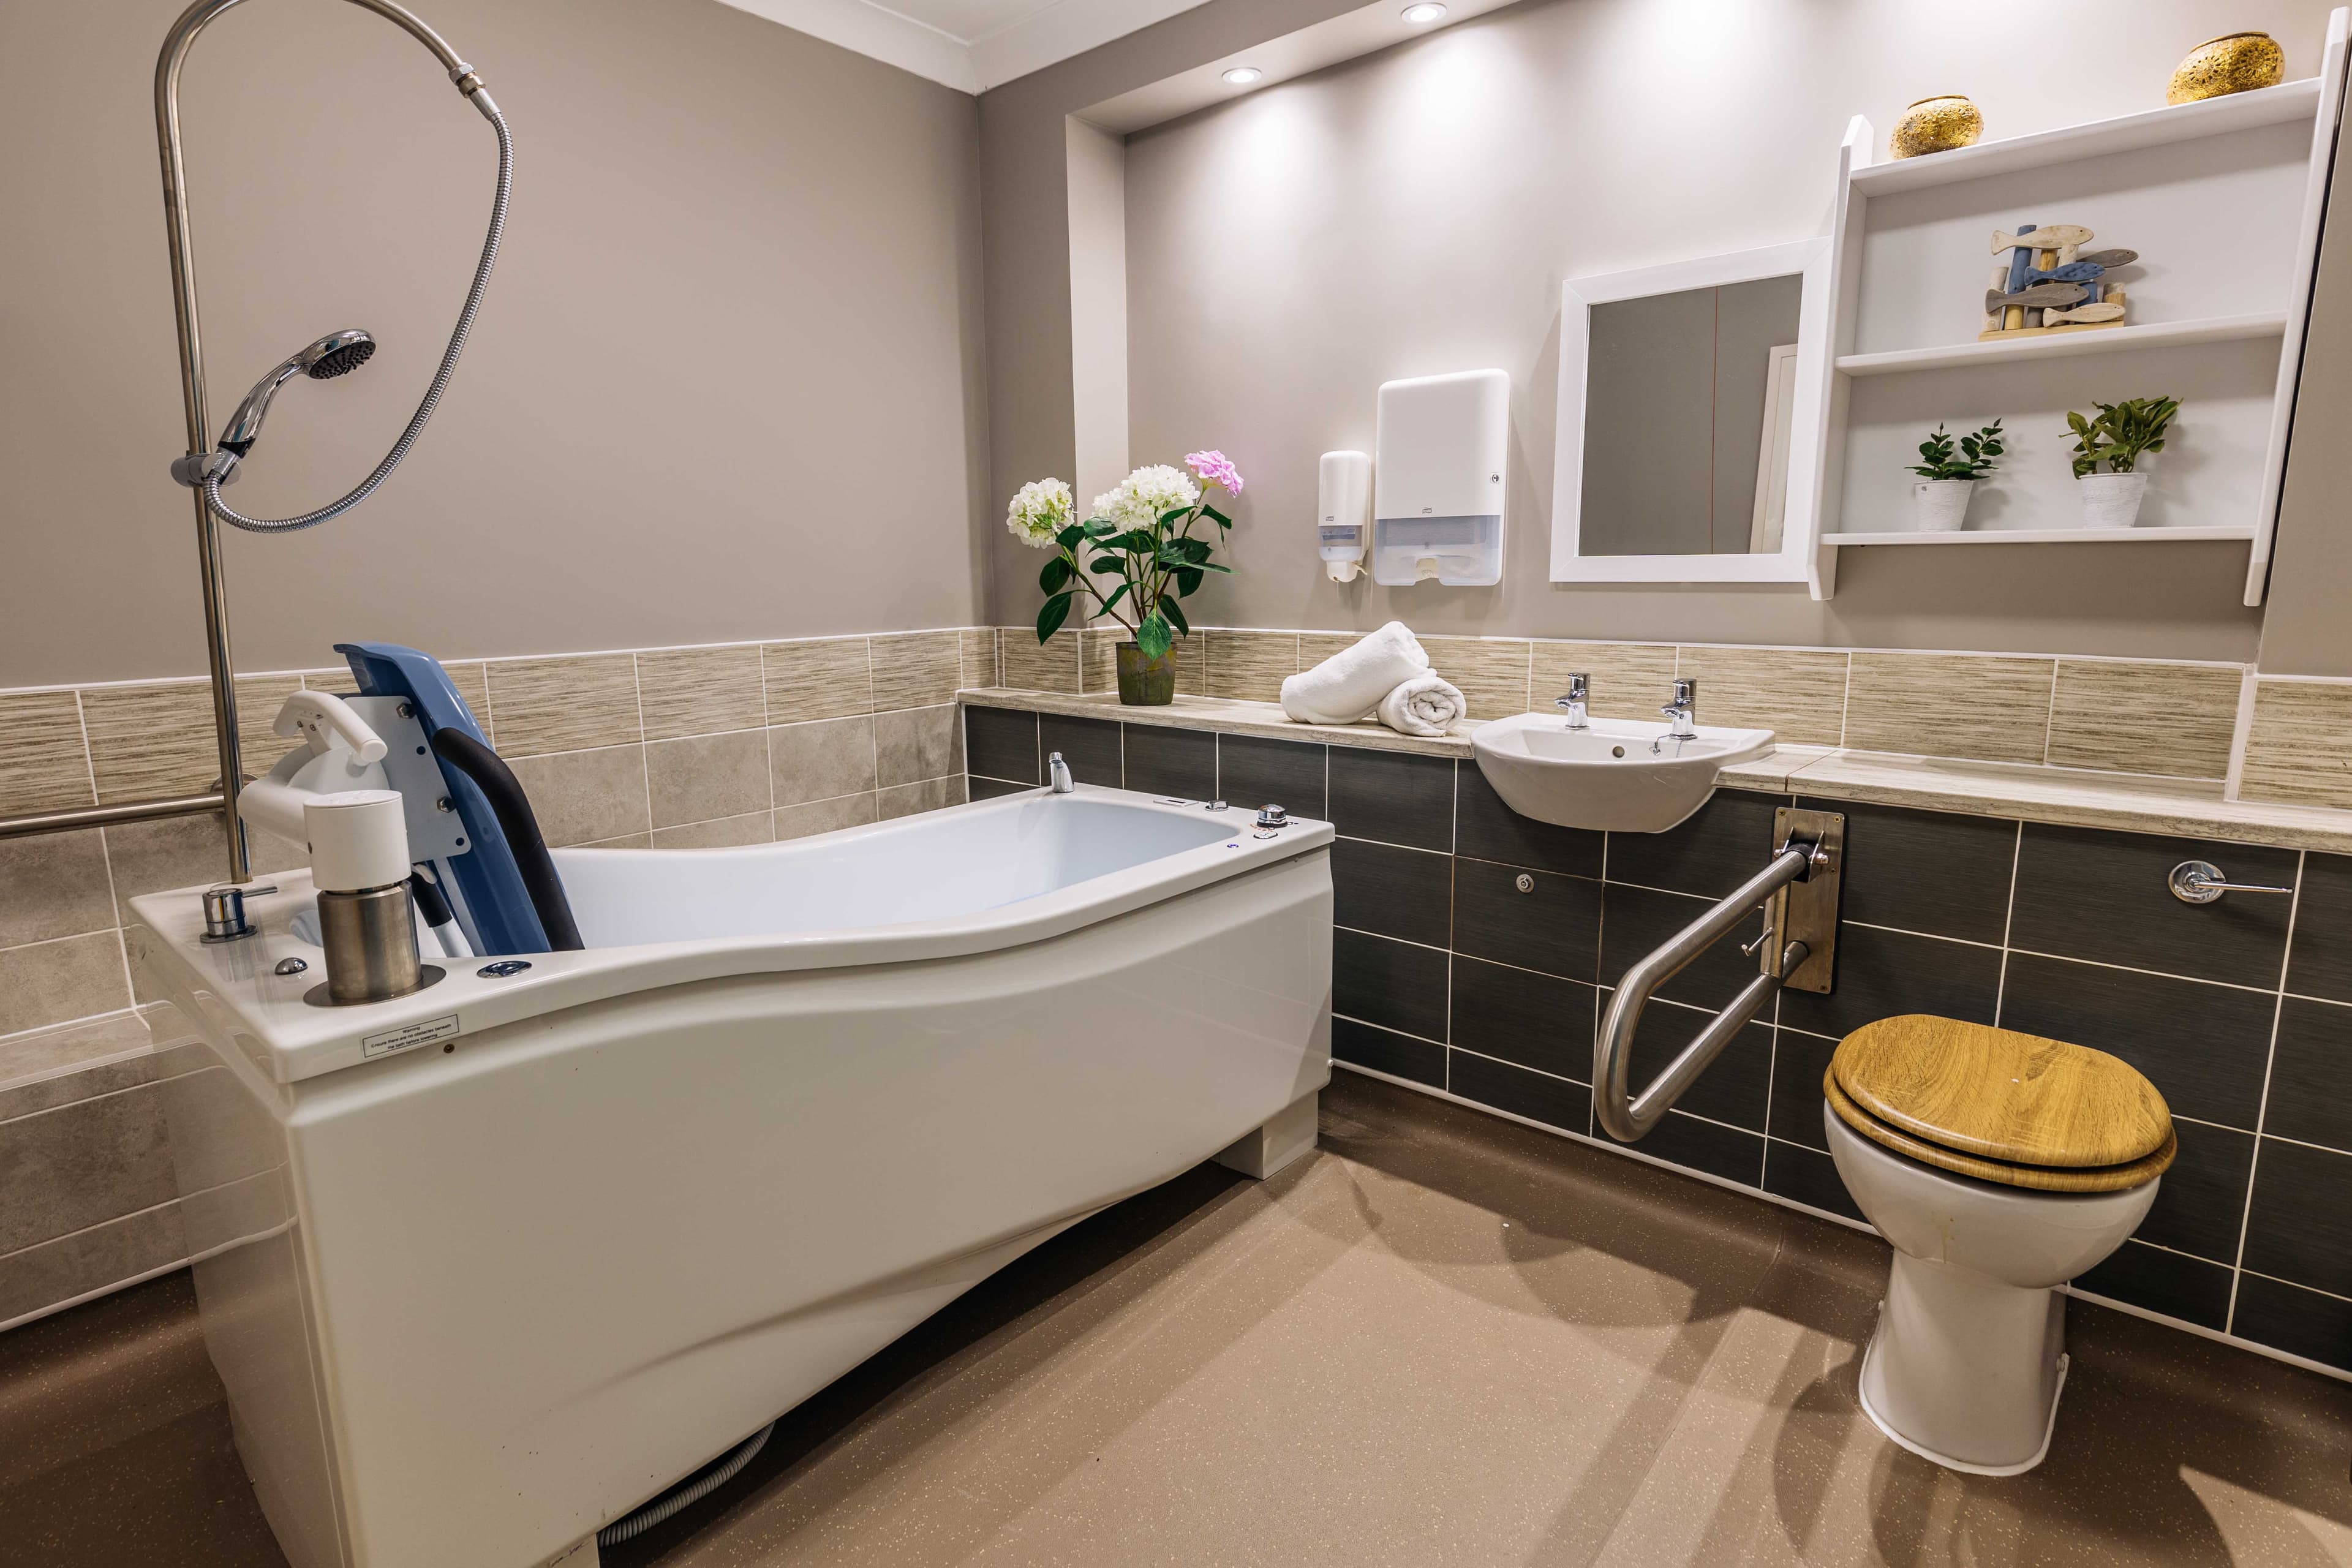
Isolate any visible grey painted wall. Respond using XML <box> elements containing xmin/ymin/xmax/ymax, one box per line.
<box><xmin>1</xmin><ymin>0</ymin><xmax>988</xmax><ymax>686</ymax></box>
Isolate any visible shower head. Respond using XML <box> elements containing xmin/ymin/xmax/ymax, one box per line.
<box><xmin>217</xmin><ymin>330</ymin><xmax>376</xmax><ymax>456</ymax></box>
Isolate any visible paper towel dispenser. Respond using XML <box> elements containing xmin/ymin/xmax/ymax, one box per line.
<box><xmin>1372</xmin><ymin>368</ymin><xmax>1507</xmax><ymax>587</ymax></box>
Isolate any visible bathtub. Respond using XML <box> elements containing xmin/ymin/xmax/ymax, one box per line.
<box><xmin>127</xmin><ymin>785</ymin><xmax>1333</xmax><ymax>1568</ymax></box>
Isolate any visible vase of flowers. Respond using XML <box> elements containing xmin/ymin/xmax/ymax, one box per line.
<box><xmin>2066</xmin><ymin>398</ymin><xmax>2178</xmax><ymax>529</ymax></box>
<box><xmin>1904</xmin><ymin>420</ymin><xmax>2002</xmax><ymax>532</ymax></box>
<box><xmin>1005</xmin><ymin>451</ymin><xmax>1242</xmax><ymax>706</ymax></box>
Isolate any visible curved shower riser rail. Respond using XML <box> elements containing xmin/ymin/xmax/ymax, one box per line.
<box><xmin>1594</xmin><ymin>807</ymin><xmax>1845</xmax><ymax>1143</ymax></box>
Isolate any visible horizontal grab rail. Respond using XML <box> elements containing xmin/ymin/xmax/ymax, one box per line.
<box><xmin>1594</xmin><ymin>809</ymin><xmax>1844</xmax><ymax>1144</ymax></box>
<box><xmin>0</xmin><ymin>793</ymin><xmax>224</xmax><ymax>841</ymax></box>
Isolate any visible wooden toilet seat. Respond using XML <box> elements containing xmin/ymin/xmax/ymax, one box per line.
<box><xmin>1826</xmin><ymin>1014</ymin><xmax>2177</xmax><ymax>1194</ymax></box>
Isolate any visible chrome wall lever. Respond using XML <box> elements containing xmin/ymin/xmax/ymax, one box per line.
<box><xmin>2168</xmin><ymin>860</ymin><xmax>2294</xmax><ymax>905</ymax></box>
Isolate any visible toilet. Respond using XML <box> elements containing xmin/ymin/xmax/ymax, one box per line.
<box><xmin>1823</xmin><ymin>1014</ymin><xmax>2176</xmax><ymax>1476</ymax></box>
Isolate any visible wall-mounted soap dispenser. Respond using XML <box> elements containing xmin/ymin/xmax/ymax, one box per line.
<box><xmin>1318</xmin><ymin>450</ymin><xmax>1371</xmax><ymax>581</ymax></box>
<box><xmin>1372</xmin><ymin>369</ymin><xmax>1507</xmax><ymax>587</ymax></box>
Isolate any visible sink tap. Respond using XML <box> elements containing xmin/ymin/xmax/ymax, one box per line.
<box><xmin>1660</xmin><ymin>678</ymin><xmax>1697</xmax><ymax>740</ymax></box>
<box><xmin>1555</xmin><ymin>674</ymin><xmax>1590</xmax><ymax>729</ymax></box>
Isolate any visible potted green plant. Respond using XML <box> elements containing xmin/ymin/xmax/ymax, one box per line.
<box><xmin>1905</xmin><ymin>420</ymin><xmax>2003</xmax><ymax>532</ymax></box>
<box><xmin>1004</xmin><ymin>452</ymin><xmax>1240</xmax><ymax>705</ymax></box>
<box><xmin>2065</xmin><ymin>397</ymin><xmax>2179</xmax><ymax>528</ymax></box>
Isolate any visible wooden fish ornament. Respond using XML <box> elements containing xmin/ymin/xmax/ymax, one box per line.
<box><xmin>2075</xmin><ymin>248</ymin><xmax>2139</xmax><ymax>270</ymax></box>
<box><xmin>1985</xmin><ymin>281</ymin><xmax>2089</xmax><ymax>311</ymax></box>
<box><xmin>1991</xmin><ymin>224</ymin><xmax>2094</xmax><ymax>253</ymax></box>
<box><xmin>2016</xmin><ymin>261</ymin><xmax>2107</xmax><ymax>285</ymax></box>
<box><xmin>2041</xmin><ymin>302</ymin><xmax>2126</xmax><ymax>326</ymax></box>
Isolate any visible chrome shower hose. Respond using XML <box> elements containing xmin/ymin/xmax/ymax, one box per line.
<box><xmin>205</xmin><ymin>97</ymin><xmax>510</xmax><ymax>533</ymax></box>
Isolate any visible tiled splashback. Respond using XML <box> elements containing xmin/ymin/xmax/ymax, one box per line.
<box><xmin>996</xmin><ymin>625</ymin><xmax>2352</xmax><ymax>809</ymax></box>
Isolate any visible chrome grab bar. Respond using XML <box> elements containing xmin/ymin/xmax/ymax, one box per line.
<box><xmin>1594</xmin><ymin>807</ymin><xmax>1845</xmax><ymax>1143</ymax></box>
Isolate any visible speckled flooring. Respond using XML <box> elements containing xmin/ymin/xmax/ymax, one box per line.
<box><xmin>6</xmin><ymin>1072</ymin><xmax>2351</xmax><ymax>1566</ymax></box>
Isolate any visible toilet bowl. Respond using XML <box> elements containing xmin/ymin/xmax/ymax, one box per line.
<box><xmin>1823</xmin><ymin>1014</ymin><xmax>2174</xmax><ymax>1476</ymax></box>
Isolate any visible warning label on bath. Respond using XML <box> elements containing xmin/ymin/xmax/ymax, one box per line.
<box><xmin>361</xmin><ymin>1014</ymin><xmax>460</xmax><ymax>1058</ymax></box>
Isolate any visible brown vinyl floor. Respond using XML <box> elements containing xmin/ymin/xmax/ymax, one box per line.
<box><xmin>6</xmin><ymin>1072</ymin><xmax>2350</xmax><ymax>1566</ymax></box>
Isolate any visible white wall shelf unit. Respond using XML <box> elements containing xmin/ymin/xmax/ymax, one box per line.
<box><xmin>1805</xmin><ymin>10</ymin><xmax>2350</xmax><ymax>600</ymax></box>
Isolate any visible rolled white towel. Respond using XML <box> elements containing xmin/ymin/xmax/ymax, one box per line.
<box><xmin>1377</xmin><ymin>673</ymin><xmax>1467</xmax><ymax>737</ymax></box>
<box><xmin>1281</xmin><ymin>620</ymin><xmax>1430</xmax><ymax>725</ymax></box>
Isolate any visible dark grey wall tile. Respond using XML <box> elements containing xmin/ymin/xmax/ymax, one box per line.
<box><xmin>1334</xmin><ymin>928</ymin><xmax>1447</xmax><ymax>1042</ymax></box>
<box><xmin>1767</xmin><ymin>1027</ymin><xmax>1838</xmax><ymax>1152</ymax></box>
<box><xmin>2010</xmin><ymin>824</ymin><xmax>2294</xmax><ymax>989</ymax></box>
<box><xmin>1333</xmin><ymin>1019</ymin><xmax>1444</xmax><ymax>1087</ymax></box>
<box><xmin>1123</xmin><ymin>725</ymin><xmax>1215</xmax><ymax>798</ymax></box>
<box><xmin>1606</xmin><ymin>1112</ymin><xmax>1764</xmax><ymax>1188</ymax></box>
<box><xmin>2261</xmin><ymin>998</ymin><xmax>2352</xmax><ymax>1152</ymax></box>
<box><xmin>1447</xmin><ymin>1049</ymin><xmax>1585</xmax><ymax>1135</ymax></box>
<box><xmin>1451</xmin><ymin>956</ymin><xmax>1592</xmax><ymax>1081</ymax></box>
<box><xmin>1616</xmin><ymin>1008</ymin><xmax>1771</xmax><ymax>1132</ymax></box>
<box><xmin>1762</xmin><ymin>1140</ymin><xmax>1863</xmax><ymax>1223</ymax></box>
<box><xmin>2135</xmin><ymin>1120</ymin><xmax>2254</xmax><ymax>1263</ymax></box>
<box><xmin>2073</xmin><ymin>1240</ymin><xmax>2234</xmax><ymax>1330</ymax></box>
<box><xmin>1600</xmin><ymin>884</ymin><xmax>1768</xmax><ymax>1009</ymax></box>
<box><xmin>1455</xmin><ymin>767</ymin><xmax>1600</xmax><ymax>877</ymax></box>
<box><xmin>1998</xmin><ymin>954</ymin><xmax>2277</xmax><ymax>1131</ymax></box>
<box><xmin>1329</xmin><ymin>749</ymin><xmax>1453</xmax><ymax>853</ymax></box>
<box><xmin>1039</xmin><ymin>714</ymin><xmax>1120</xmax><ymax>786</ymax></box>
<box><xmin>1219</xmin><ymin>736</ymin><xmax>1325</xmax><ymax>818</ymax></box>
<box><xmin>2231</xmin><ymin>1272</ymin><xmax>2352</xmax><ymax>1372</ymax></box>
<box><xmin>0</xmin><ymin>1085</ymin><xmax>175</xmax><ymax>1254</ymax></box>
<box><xmin>1777</xmin><ymin>923</ymin><xmax>2001</xmax><ymax>1041</ymax></box>
<box><xmin>967</xmin><ymin>775</ymin><xmax>1033</xmax><ymax>801</ymax></box>
<box><xmin>2286</xmin><ymin>853</ymin><xmax>2352</xmax><ymax>1003</ymax></box>
<box><xmin>1454</xmin><ymin>860</ymin><xmax>1601</xmax><ymax>979</ymax></box>
<box><xmin>965</xmin><ymin>707</ymin><xmax>1038</xmax><ymax>784</ymax></box>
<box><xmin>1806</xmin><ymin>798</ymin><xmax>2015</xmax><ymax>945</ymax></box>
<box><xmin>1332</xmin><ymin>839</ymin><xmax>1452</xmax><ymax>949</ymax></box>
<box><xmin>2242</xmin><ymin>1137</ymin><xmax>2352</xmax><ymax>1298</ymax></box>
<box><xmin>1608</xmin><ymin>790</ymin><xmax>1785</xmax><ymax>899</ymax></box>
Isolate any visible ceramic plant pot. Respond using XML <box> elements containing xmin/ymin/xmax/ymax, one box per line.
<box><xmin>1890</xmin><ymin>94</ymin><xmax>1982</xmax><ymax>159</ymax></box>
<box><xmin>1911</xmin><ymin>478</ymin><xmax>1976</xmax><ymax>532</ymax></box>
<box><xmin>2077</xmin><ymin>472</ymin><xmax>2150</xmax><ymax>529</ymax></box>
<box><xmin>1116</xmin><ymin>641</ymin><xmax>1176</xmax><ymax>706</ymax></box>
<box><xmin>2169</xmin><ymin>32</ymin><xmax>2285</xmax><ymax>104</ymax></box>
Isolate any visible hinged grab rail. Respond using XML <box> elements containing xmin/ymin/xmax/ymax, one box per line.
<box><xmin>1594</xmin><ymin>807</ymin><xmax>1844</xmax><ymax>1142</ymax></box>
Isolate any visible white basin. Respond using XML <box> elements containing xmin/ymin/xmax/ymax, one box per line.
<box><xmin>1471</xmin><ymin>713</ymin><xmax>1775</xmax><ymax>832</ymax></box>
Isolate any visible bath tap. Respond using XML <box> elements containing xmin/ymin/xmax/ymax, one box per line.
<box><xmin>1556</xmin><ymin>674</ymin><xmax>1589</xmax><ymax>729</ymax></box>
<box><xmin>1048</xmin><ymin>753</ymin><xmax>1074</xmax><ymax>793</ymax></box>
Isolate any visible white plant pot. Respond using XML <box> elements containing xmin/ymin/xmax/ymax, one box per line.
<box><xmin>1911</xmin><ymin>478</ymin><xmax>1977</xmax><ymax>532</ymax></box>
<box><xmin>2077</xmin><ymin>472</ymin><xmax>2150</xmax><ymax>529</ymax></box>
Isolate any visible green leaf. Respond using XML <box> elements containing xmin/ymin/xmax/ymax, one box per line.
<box><xmin>1158</xmin><ymin>595</ymin><xmax>1190</xmax><ymax>636</ymax></box>
<box><xmin>1055</xmin><ymin>523</ymin><xmax>1086</xmax><ymax>552</ymax></box>
<box><xmin>1174</xmin><ymin>567</ymin><xmax>1204</xmax><ymax>597</ymax></box>
<box><xmin>1082</xmin><ymin>518</ymin><xmax>1117</xmax><ymax>537</ymax></box>
<box><xmin>1039</xmin><ymin>556</ymin><xmax>1072</xmax><ymax>595</ymax></box>
<box><xmin>1137</xmin><ymin>612</ymin><xmax>1173</xmax><ymax>661</ymax></box>
<box><xmin>1099</xmin><ymin>581</ymin><xmax>1130</xmax><ymax>616</ymax></box>
<box><xmin>1036</xmin><ymin>592</ymin><xmax>1074</xmax><ymax>643</ymax></box>
<box><xmin>1201</xmin><ymin>505</ymin><xmax>1232</xmax><ymax>529</ymax></box>
<box><xmin>1158</xmin><ymin>507</ymin><xmax>1193</xmax><ymax>529</ymax></box>
<box><xmin>1088</xmin><ymin>554</ymin><xmax>1125</xmax><ymax>575</ymax></box>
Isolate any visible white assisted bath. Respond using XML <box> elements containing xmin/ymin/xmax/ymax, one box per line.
<box><xmin>129</xmin><ymin>786</ymin><xmax>1333</xmax><ymax>1568</ymax></box>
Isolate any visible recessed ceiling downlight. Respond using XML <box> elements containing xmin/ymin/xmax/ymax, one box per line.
<box><xmin>1222</xmin><ymin>66</ymin><xmax>1264</xmax><ymax>85</ymax></box>
<box><xmin>1402</xmin><ymin>2</ymin><xmax>1449</xmax><ymax>22</ymax></box>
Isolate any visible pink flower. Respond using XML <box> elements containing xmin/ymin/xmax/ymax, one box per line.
<box><xmin>1185</xmin><ymin>449</ymin><xmax>1243</xmax><ymax>494</ymax></box>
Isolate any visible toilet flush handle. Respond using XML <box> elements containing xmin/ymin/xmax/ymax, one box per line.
<box><xmin>2168</xmin><ymin>860</ymin><xmax>2294</xmax><ymax>905</ymax></box>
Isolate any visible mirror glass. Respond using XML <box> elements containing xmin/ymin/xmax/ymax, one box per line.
<box><xmin>1578</xmin><ymin>274</ymin><xmax>1803</xmax><ymax>556</ymax></box>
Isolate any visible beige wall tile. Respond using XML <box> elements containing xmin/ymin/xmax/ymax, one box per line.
<box><xmin>771</xmin><ymin>715</ymin><xmax>878</xmax><ymax>806</ymax></box>
<box><xmin>483</xmin><ymin>655</ymin><xmax>642</xmax><ymax>758</ymax></box>
<box><xmin>879</xmin><ymin>775</ymin><xmax>965</xmax><ymax>820</ymax></box>
<box><xmin>1297</xmin><ymin>633</ymin><xmax>1358</xmax><ymax>673</ymax></box>
<box><xmin>871</xmin><ymin>631</ymin><xmax>963</xmax><ymax>712</ymax></box>
<box><xmin>1671</xmin><ymin>646</ymin><xmax>1850</xmax><ymax>747</ymax></box>
<box><xmin>1080</xmin><ymin>628</ymin><xmax>1121</xmax><ymax>695</ymax></box>
<box><xmin>1207</xmin><ymin>631</ymin><xmax>1300</xmax><ymax>703</ymax></box>
<box><xmin>0</xmin><ymin>932</ymin><xmax>129</xmax><ymax>1038</ymax></box>
<box><xmin>0</xmin><ymin>1201</ymin><xmax>185</xmax><ymax>1327</ymax></box>
<box><xmin>644</xmin><ymin>729</ymin><xmax>771</xmax><ymax>829</ymax></box>
<box><xmin>439</xmin><ymin>661</ymin><xmax>495</xmax><ymax>744</ymax></box>
<box><xmin>876</xmin><ymin>704</ymin><xmax>962</xmax><ymax>788</ymax></box>
<box><xmin>775</xmin><ymin>793</ymin><xmax>879</xmax><ymax>841</ymax></box>
<box><xmin>2239</xmin><ymin>680</ymin><xmax>2352</xmax><ymax>809</ymax></box>
<box><xmin>999</xmin><ymin>628</ymin><xmax>1082</xmax><ymax>693</ymax></box>
<box><xmin>1422</xmin><ymin>638</ymin><xmax>1533</xmax><ymax>720</ymax></box>
<box><xmin>0</xmin><ymin>1080</ymin><xmax>175</xmax><ymax>1254</ymax></box>
<box><xmin>2045</xmin><ymin>660</ymin><xmax>2242</xmax><ymax>778</ymax></box>
<box><xmin>503</xmin><ymin>745</ymin><xmax>651</xmax><ymax>848</ymax></box>
<box><xmin>763</xmin><ymin>638</ymin><xmax>873</xmax><ymax>723</ymax></box>
<box><xmin>636</xmin><ymin>646</ymin><xmax>765</xmax><ymax>742</ymax></box>
<box><xmin>1843</xmin><ymin>652</ymin><xmax>2054</xmax><ymax>764</ymax></box>
<box><xmin>1531</xmin><ymin>642</ymin><xmax>1680</xmax><ymax>722</ymax></box>
<box><xmin>232</xmin><ymin>675</ymin><xmax>305</xmax><ymax>775</ymax></box>
<box><xmin>78</xmin><ymin>683</ymin><xmax>206</xmax><ymax>804</ymax></box>
<box><xmin>0</xmin><ymin>692</ymin><xmax>93</xmax><ymax>816</ymax></box>
<box><xmin>959</xmin><ymin>627</ymin><xmax>999</xmax><ymax>690</ymax></box>
<box><xmin>0</xmin><ymin>830</ymin><xmax>113</xmax><ymax>949</ymax></box>
<box><xmin>650</xmin><ymin>812</ymin><xmax>775</xmax><ymax>850</ymax></box>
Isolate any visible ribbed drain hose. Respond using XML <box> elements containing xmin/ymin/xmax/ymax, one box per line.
<box><xmin>596</xmin><ymin>1422</ymin><xmax>775</xmax><ymax>1548</ymax></box>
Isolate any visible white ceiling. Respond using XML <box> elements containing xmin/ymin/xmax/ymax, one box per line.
<box><xmin>715</xmin><ymin>0</ymin><xmax>1213</xmax><ymax>94</ymax></box>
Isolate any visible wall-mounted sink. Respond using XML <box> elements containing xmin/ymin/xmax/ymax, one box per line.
<box><xmin>1472</xmin><ymin>714</ymin><xmax>1774</xmax><ymax>833</ymax></box>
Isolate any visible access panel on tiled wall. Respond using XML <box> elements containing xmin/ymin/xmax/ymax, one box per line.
<box><xmin>969</xmin><ymin>702</ymin><xmax>2352</xmax><ymax>1376</ymax></box>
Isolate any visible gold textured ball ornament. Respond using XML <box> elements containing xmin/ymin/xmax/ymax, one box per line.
<box><xmin>2168</xmin><ymin>32</ymin><xmax>2286</xmax><ymax>104</ymax></box>
<box><xmin>1890</xmin><ymin>94</ymin><xmax>1983</xmax><ymax>159</ymax></box>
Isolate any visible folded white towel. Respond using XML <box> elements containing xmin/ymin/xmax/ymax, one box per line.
<box><xmin>1281</xmin><ymin>621</ymin><xmax>1430</xmax><ymax>725</ymax></box>
<box><xmin>1378</xmin><ymin>673</ymin><xmax>1467</xmax><ymax>737</ymax></box>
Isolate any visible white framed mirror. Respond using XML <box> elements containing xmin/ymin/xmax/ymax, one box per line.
<box><xmin>1548</xmin><ymin>238</ymin><xmax>1831</xmax><ymax>587</ymax></box>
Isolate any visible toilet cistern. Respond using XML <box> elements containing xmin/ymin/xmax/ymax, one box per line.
<box><xmin>1556</xmin><ymin>674</ymin><xmax>1589</xmax><ymax>729</ymax></box>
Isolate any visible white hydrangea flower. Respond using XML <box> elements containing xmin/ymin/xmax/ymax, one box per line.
<box><xmin>1005</xmin><ymin>478</ymin><xmax>1073</xmax><ymax>549</ymax></box>
<box><xmin>1091</xmin><ymin>464</ymin><xmax>1200</xmax><ymax>531</ymax></box>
